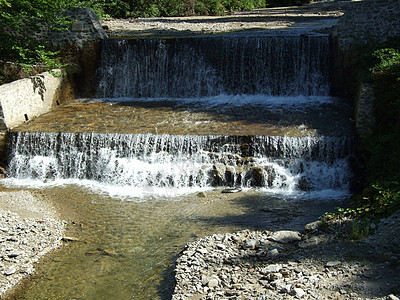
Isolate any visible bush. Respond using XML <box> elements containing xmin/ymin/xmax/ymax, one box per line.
<box><xmin>0</xmin><ymin>0</ymin><xmax>74</xmax><ymax>83</ymax></box>
<box><xmin>327</xmin><ymin>44</ymin><xmax>400</xmax><ymax>223</ymax></box>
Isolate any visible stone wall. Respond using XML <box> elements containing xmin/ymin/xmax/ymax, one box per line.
<box><xmin>329</xmin><ymin>0</ymin><xmax>400</xmax><ymax>136</ymax></box>
<box><xmin>331</xmin><ymin>0</ymin><xmax>400</xmax><ymax>50</ymax></box>
<box><xmin>0</xmin><ymin>71</ymin><xmax>74</xmax><ymax>129</ymax></box>
<box><xmin>42</xmin><ymin>7</ymin><xmax>107</xmax><ymax>49</ymax></box>
<box><xmin>0</xmin><ymin>7</ymin><xmax>106</xmax><ymax>130</ymax></box>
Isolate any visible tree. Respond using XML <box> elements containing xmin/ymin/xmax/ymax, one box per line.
<box><xmin>0</xmin><ymin>0</ymin><xmax>73</xmax><ymax>75</ymax></box>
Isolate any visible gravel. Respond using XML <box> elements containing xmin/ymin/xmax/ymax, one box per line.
<box><xmin>0</xmin><ymin>191</ymin><xmax>65</xmax><ymax>297</ymax></box>
<box><xmin>173</xmin><ymin>216</ymin><xmax>400</xmax><ymax>299</ymax></box>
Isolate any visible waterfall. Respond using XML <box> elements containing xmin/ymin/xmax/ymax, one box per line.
<box><xmin>4</xmin><ymin>33</ymin><xmax>354</xmax><ymax>199</ymax></box>
<box><xmin>6</xmin><ymin>132</ymin><xmax>353</xmax><ymax>198</ymax></box>
<box><xmin>96</xmin><ymin>35</ymin><xmax>330</xmax><ymax>98</ymax></box>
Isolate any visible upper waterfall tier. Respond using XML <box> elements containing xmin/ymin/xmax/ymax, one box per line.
<box><xmin>96</xmin><ymin>35</ymin><xmax>330</xmax><ymax>98</ymax></box>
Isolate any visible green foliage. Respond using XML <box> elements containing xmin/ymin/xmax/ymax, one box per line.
<box><xmin>78</xmin><ymin>0</ymin><xmax>307</xmax><ymax>18</ymax></box>
<box><xmin>349</xmin><ymin>219</ymin><xmax>371</xmax><ymax>240</ymax></box>
<box><xmin>0</xmin><ymin>0</ymin><xmax>74</xmax><ymax>82</ymax></box>
<box><xmin>223</xmin><ymin>0</ymin><xmax>266</xmax><ymax>12</ymax></box>
<box><xmin>327</xmin><ymin>45</ymin><xmax>400</xmax><ymax>225</ymax></box>
<box><xmin>363</xmin><ymin>47</ymin><xmax>400</xmax><ymax>182</ymax></box>
<box><xmin>330</xmin><ymin>182</ymin><xmax>400</xmax><ymax>220</ymax></box>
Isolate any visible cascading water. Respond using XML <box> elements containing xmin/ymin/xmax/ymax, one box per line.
<box><xmin>5</xmin><ymin>33</ymin><xmax>354</xmax><ymax>199</ymax></box>
<box><xmin>3</xmin><ymin>29</ymin><xmax>356</xmax><ymax>300</ymax></box>
<box><xmin>96</xmin><ymin>35</ymin><xmax>330</xmax><ymax>98</ymax></box>
<box><xmin>6</xmin><ymin>131</ymin><xmax>353</xmax><ymax>198</ymax></box>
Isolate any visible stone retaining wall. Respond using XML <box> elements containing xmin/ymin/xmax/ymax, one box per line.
<box><xmin>0</xmin><ymin>71</ymin><xmax>74</xmax><ymax>129</ymax></box>
<box><xmin>39</xmin><ymin>7</ymin><xmax>107</xmax><ymax>49</ymax></box>
<box><xmin>331</xmin><ymin>0</ymin><xmax>400</xmax><ymax>50</ymax></box>
<box><xmin>329</xmin><ymin>0</ymin><xmax>400</xmax><ymax>136</ymax></box>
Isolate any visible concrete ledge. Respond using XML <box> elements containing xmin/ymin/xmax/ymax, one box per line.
<box><xmin>0</xmin><ymin>70</ymin><xmax>74</xmax><ymax>129</ymax></box>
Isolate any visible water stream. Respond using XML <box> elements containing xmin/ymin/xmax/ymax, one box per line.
<box><xmin>3</xmin><ymin>33</ymin><xmax>354</xmax><ymax>299</ymax></box>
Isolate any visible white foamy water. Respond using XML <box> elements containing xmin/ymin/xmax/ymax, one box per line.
<box><xmin>4</xmin><ymin>132</ymin><xmax>353</xmax><ymax>200</ymax></box>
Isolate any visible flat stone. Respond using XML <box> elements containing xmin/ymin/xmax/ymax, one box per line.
<box><xmin>4</xmin><ymin>266</ymin><xmax>17</xmax><ymax>276</ymax></box>
<box><xmin>268</xmin><ymin>248</ymin><xmax>279</xmax><ymax>257</ymax></box>
<box><xmin>261</xmin><ymin>264</ymin><xmax>282</xmax><ymax>274</ymax></box>
<box><xmin>61</xmin><ymin>236</ymin><xmax>80</xmax><ymax>242</ymax></box>
<box><xmin>325</xmin><ymin>261</ymin><xmax>341</xmax><ymax>267</ymax></box>
<box><xmin>269</xmin><ymin>230</ymin><xmax>301</xmax><ymax>243</ymax></box>
<box><xmin>208</xmin><ymin>275</ymin><xmax>220</xmax><ymax>288</ymax></box>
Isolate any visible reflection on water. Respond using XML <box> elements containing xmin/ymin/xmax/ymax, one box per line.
<box><xmin>9</xmin><ymin>186</ymin><xmax>346</xmax><ymax>300</ymax></box>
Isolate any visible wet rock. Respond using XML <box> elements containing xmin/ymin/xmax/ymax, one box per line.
<box><xmin>297</xmin><ymin>177</ymin><xmax>312</xmax><ymax>191</ymax></box>
<box><xmin>221</xmin><ymin>187</ymin><xmax>242</xmax><ymax>193</ymax></box>
<box><xmin>212</xmin><ymin>163</ymin><xmax>226</xmax><ymax>186</ymax></box>
<box><xmin>62</xmin><ymin>236</ymin><xmax>80</xmax><ymax>242</ymax></box>
<box><xmin>196</xmin><ymin>192</ymin><xmax>206</xmax><ymax>197</ymax></box>
<box><xmin>251</xmin><ymin>167</ymin><xmax>264</xmax><ymax>186</ymax></box>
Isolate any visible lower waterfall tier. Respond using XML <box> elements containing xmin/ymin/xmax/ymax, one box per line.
<box><xmin>5</xmin><ymin>132</ymin><xmax>354</xmax><ymax>199</ymax></box>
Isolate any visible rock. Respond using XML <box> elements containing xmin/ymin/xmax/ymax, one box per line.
<box><xmin>260</xmin><ymin>264</ymin><xmax>282</xmax><ymax>274</ymax></box>
<box><xmin>297</xmin><ymin>177</ymin><xmax>312</xmax><ymax>191</ymax></box>
<box><xmin>388</xmin><ymin>294</ymin><xmax>400</xmax><ymax>300</ymax></box>
<box><xmin>216</xmin><ymin>243</ymin><xmax>226</xmax><ymax>250</ymax></box>
<box><xmin>251</xmin><ymin>167</ymin><xmax>265</xmax><ymax>186</ymax></box>
<box><xmin>62</xmin><ymin>236</ymin><xmax>80</xmax><ymax>242</ymax></box>
<box><xmin>325</xmin><ymin>261</ymin><xmax>341</xmax><ymax>267</ymax></box>
<box><xmin>268</xmin><ymin>248</ymin><xmax>279</xmax><ymax>257</ymax></box>
<box><xmin>298</xmin><ymin>236</ymin><xmax>326</xmax><ymax>248</ymax></box>
<box><xmin>221</xmin><ymin>187</ymin><xmax>242</xmax><ymax>193</ymax></box>
<box><xmin>304</xmin><ymin>220</ymin><xmax>322</xmax><ymax>232</ymax></box>
<box><xmin>197</xmin><ymin>192</ymin><xmax>206</xmax><ymax>197</ymax></box>
<box><xmin>208</xmin><ymin>275</ymin><xmax>220</xmax><ymax>288</ymax></box>
<box><xmin>290</xmin><ymin>287</ymin><xmax>306</xmax><ymax>298</ymax></box>
<box><xmin>269</xmin><ymin>230</ymin><xmax>301</xmax><ymax>243</ymax></box>
<box><xmin>4</xmin><ymin>266</ymin><xmax>17</xmax><ymax>276</ymax></box>
<box><xmin>212</xmin><ymin>164</ymin><xmax>226</xmax><ymax>186</ymax></box>
<box><xmin>243</xmin><ymin>239</ymin><xmax>260</xmax><ymax>249</ymax></box>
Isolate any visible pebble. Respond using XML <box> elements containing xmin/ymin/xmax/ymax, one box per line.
<box><xmin>172</xmin><ymin>220</ymin><xmax>400</xmax><ymax>300</ymax></box>
<box><xmin>0</xmin><ymin>191</ymin><xmax>65</xmax><ymax>297</ymax></box>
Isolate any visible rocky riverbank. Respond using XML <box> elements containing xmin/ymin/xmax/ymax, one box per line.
<box><xmin>172</xmin><ymin>215</ymin><xmax>400</xmax><ymax>299</ymax></box>
<box><xmin>0</xmin><ymin>191</ymin><xmax>65</xmax><ymax>298</ymax></box>
<box><xmin>101</xmin><ymin>1</ymin><xmax>350</xmax><ymax>38</ymax></box>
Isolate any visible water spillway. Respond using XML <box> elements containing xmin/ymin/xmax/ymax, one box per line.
<box><xmin>6</xmin><ymin>131</ymin><xmax>353</xmax><ymax>198</ymax></box>
<box><xmin>5</xmin><ymin>33</ymin><xmax>354</xmax><ymax>199</ymax></box>
<box><xmin>96</xmin><ymin>35</ymin><xmax>330</xmax><ymax>98</ymax></box>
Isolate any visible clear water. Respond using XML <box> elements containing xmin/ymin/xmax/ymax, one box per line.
<box><xmin>8</xmin><ymin>186</ymin><xmax>347</xmax><ymax>300</ymax></box>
